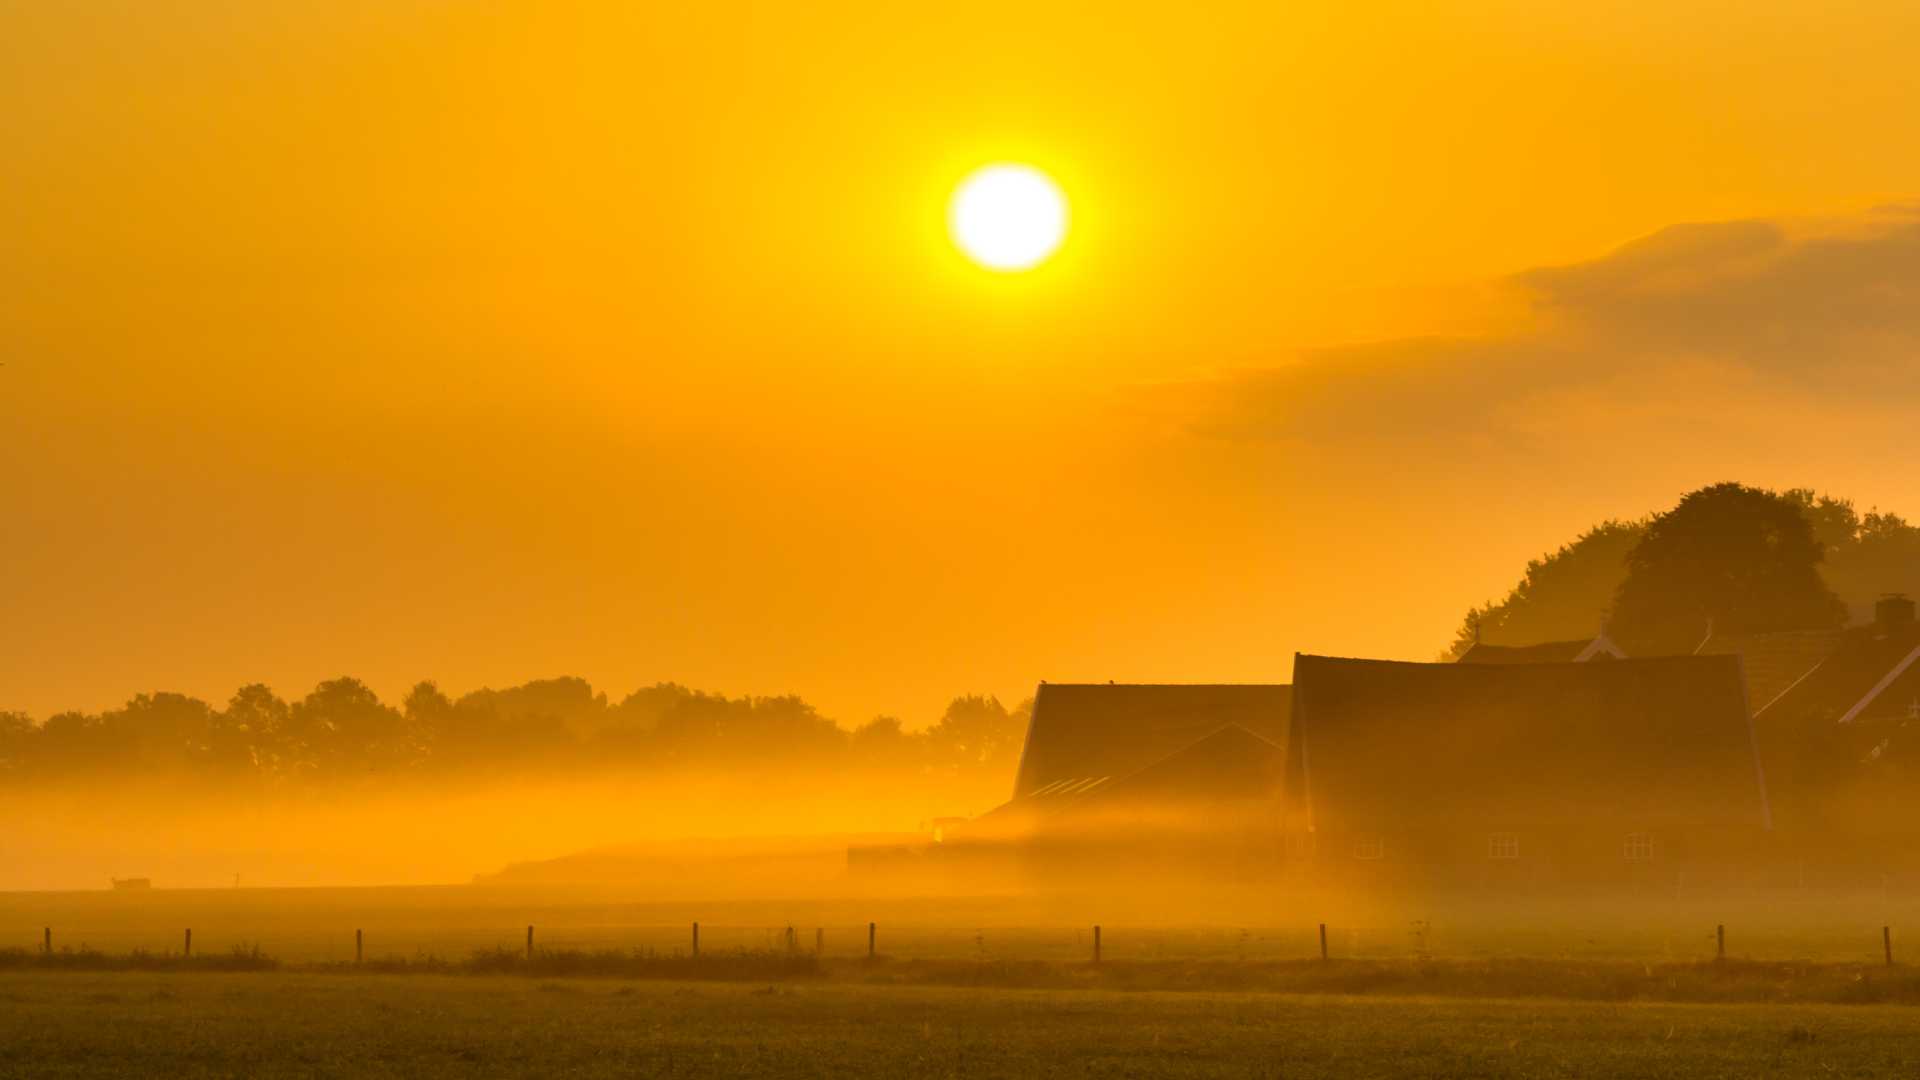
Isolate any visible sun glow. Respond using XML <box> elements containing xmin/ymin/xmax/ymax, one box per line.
<box><xmin>949</xmin><ymin>165</ymin><xmax>1068</xmax><ymax>272</ymax></box>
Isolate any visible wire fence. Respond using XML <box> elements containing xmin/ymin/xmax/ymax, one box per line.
<box><xmin>9</xmin><ymin>919</ymin><xmax>1908</xmax><ymax>967</ymax></box>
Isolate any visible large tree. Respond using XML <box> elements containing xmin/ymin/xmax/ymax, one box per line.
<box><xmin>1610</xmin><ymin>482</ymin><xmax>1846</xmax><ymax>654</ymax></box>
<box><xmin>1442</xmin><ymin>520</ymin><xmax>1645</xmax><ymax>660</ymax></box>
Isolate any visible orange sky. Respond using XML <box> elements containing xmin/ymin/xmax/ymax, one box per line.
<box><xmin>5</xmin><ymin>1</ymin><xmax>1920</xmax><ymax>726</ymax></box>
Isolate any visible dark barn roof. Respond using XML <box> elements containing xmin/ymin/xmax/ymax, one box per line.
<box><xmin>1291</xmin><ymin>653</ymin><xmax>1770</xmax><ymax>832</ymax></box>
<box><xmin>1753</xmin><ymin>624</ymin><xmax>1920</xmax><ymax>729</ymax></box>
<box><xmin>965</xmin><ymin>723</ymin><xmax>1286</xmax><ymax>839</ymax></box>
<box><xmin>1010</xmin><ymin>683</ymin><xmax>1291</xmax><ymax>799</ymax></box>
<box><xmin>1694</xmin><ymin>628</ymin><xmax>1845</xmax><ymax>713</ymax></box>
<box><xmin>1458</xmin><ymin>634</ymin><xmax>1625</xmax><ymax>665</ymax></box>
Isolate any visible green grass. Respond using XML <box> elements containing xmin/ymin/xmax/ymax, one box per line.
<box><xmin>6</xmin><ymin>970</ymin><xmax>1920</xmax><ymax>1078</ymax></box>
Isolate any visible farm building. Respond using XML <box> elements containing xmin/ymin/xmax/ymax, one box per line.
<box><xmin>912</xmin><ymin>684</ymin><xmax>1293</xmax><ymax>881</ymax></box>
<box><xmin>1735</xmin><ymin>595</ymin><xmax>1920</xmax><ymax>877</ymax></box>
<box><xmin>1461</xmin><ymin>623</ymin><xmax>1849</xmax><ymax>716</ymax></box>
<box><xmin>1008</xmin><ymin>683</ymin><xmax>1291</xmax><ymax>799</ymax></box>
<box><xmin>1456</xmin><ymin>632</ymin><xmax>1626</xmax><ymax>665</ymax></box>
<box><xmin>1286</xmin><ymin>652</ymin><xmax>1773</xmax><ymax>887</ymax></box>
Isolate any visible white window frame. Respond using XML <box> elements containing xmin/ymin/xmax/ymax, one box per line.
<box><xmin>1486</xmin><ymin>832</ymin><xmax>1521</xmax><ymax>860</ymax></box>
<box><xmin>1623</xmin><ymin>833</ymin><xmax>1653</xmax><ymax>862</ymax></box>
<box><xmin>1351</xmin><ymin>834</ymin><xmax>1384</xmax><ymax>861</ymax></box>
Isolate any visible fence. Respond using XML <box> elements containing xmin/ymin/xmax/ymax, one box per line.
<box><xmin>15</xmin><ymin>920</ymin><xmax>1903</xmax><ymax>968</ymax></box>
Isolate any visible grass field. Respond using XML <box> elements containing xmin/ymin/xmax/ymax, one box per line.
<box><xmin>12</xmin><ymin>886</ymin><xmax>1920</xmax><ymax>1077</ymax></box>
<box><xmin>8</xmin><ymin>970</ymin><xmax>1920</xmax><ymax>1079</ymax></box>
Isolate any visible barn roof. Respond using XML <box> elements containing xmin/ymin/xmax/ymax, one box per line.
<box><xmin>1693</xmin><ymin>628</ymin><xmax>1846</xmax><ymax>713</ymax></box>
<box><xmin>961</xmin><ymin>723</ymin><xmax>1286</xmax><ymax>840</ymax></box>
<box><xmin>1010</xmin><ymin>683</ymin><xmax>1291</xmax><ymax>799</ymax></box>
<box><xmin>1291</xmin><ymin>653</ymin><xmax>1769</xmax><ymax>831</ymax></box>
<box><xmin>1753</xmin><ymin>624</ymin><xmax>1920</xmax><ymax>727</ymax></box>
<box><xmin>1458</xmin><ymin>634</ymin><xmax>1625</xmax><ymax>665</ymax></box>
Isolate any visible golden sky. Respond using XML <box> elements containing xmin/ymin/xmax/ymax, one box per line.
<box><xmin>5</xmin><ymin>1</ymin><xmax>1920</xmax><ymax>726</ymax></box>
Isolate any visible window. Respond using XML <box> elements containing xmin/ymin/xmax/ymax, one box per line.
<box><xmin>1352</xmin><ymin>834</ymin><xmax>1384</xmax><ymax>860</ymax></box>
<box><xmin>1487</xmin><ymin>832</ymin><xmax>1520</xmax><ymax>860</ymax></box>
<box><xmin>1286</xmin><ymin>832</ymin><xmax>1317</xmax><ymax>859</ymax></box>
<box><xmin>1623</xmin><ymin>833</ymin><xmax>1653</xmax><ymax>861</ymax></box>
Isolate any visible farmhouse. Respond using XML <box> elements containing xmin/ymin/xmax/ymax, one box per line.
<box><xmin>1457</xmin><ymin>632</ymin><xmax>1626</xmax><ymax>665</ymax></box>
<box><xmin>1009</xmin><ymin>682</ymin><xmax>1291</xmax><ymax>798</ymax></box>
<box><xmin>929</xmin><ymin>684</ymin><xmax>1291</xmax><ymax>878</ymax></box>
<box><xmin>1738</xmin><ymin>595</ymin><xmax>1920</xmax><ymax>852</ymax></box>
<box><xmin>1286</xmin><ymin>652</ymin><xmax>1772</xmax><ymax>886</ymax></box>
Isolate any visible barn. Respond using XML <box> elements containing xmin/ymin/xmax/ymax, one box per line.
<box><xmin>1286</xmin><ymin>652</ymin><xmax>1773</xmax><ymax>887</ymax></box>
<box><xmin>1457</xmin><ymin>632</ymin><xmax>1626</xmax><ymax>665</ymax></box>
<box><xmin>940</xmin><ymin>684</ymin><xmax>1293</xmax><ymax>879</ymax></box>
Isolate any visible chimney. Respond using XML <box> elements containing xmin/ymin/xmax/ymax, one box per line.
<box><xmin>1876</xmin><ymin>593</ymin><xmax>1916</xmax><ymax>635</ymax></box>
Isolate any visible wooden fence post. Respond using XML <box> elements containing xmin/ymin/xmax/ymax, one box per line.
<box><xmin>356</xmin><ymin>929</ymin><xmax>363</xmax><ymax>965</ymax></box>
<box><xmin>1093</xmin><ymin>925</ymin><xmax>1102</xmax><ymax>964</ymax></box>
<box><xmin>43</xmin><ymin>927</ymin><xmax>50</xmax><ymax>955</ymax></box>
<box><xmin>1716</xmin><ymin>924</ymin><xmax>1725</xmax><ymax>961</ymax></box>
<box><xmin>526</xmin><ymin>925</ymin><xmax>534</xmax><ymax>961</ymax></box>
<box><xmin>1319</xmin><ymin>923</ymin><xmax>1329</xmax><ymax>962</ymax></box>
<box><xmin>1886</xmin><ymin>926</ymin><xmax>1894</xmax><ymax>967</ymax></box>
<box><xmin>816</xmin><ymin>927</ymin><xmax>823</xmax><ymax>955</ymax></box>
<box><xmin>184</xmin><ymin>929</ymin><xmax>191</xmax><ymax>958</ymax></box>
<box><xmin>868</xmin><ymin>922</ymin><xmax>876</xmax><ymax>959</ymax></box>
<box><xmin>692</xmin><ymin>922</ymin><xmax>700</xmax><ymax>958</ymax></box>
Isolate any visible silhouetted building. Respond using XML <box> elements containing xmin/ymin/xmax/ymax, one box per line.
<box><xmin>1457</xmin><ymin>633</ymin><xmax>1626</xmax><ymax>665</ymax></box>
<box><xmin>894</xmin><ymin>684</ymin><xmax>1293</xmax><ymax>883</ymax></box>
<box><xmin>1692</xmin><ymin>627</ymin><xmax>1846</xmax><ymax>714</ymax></box>
<box><xmin>1746</xmin><ymin>596</ymin><xmax>1920</xmax><ymax>815</ymax></box>
<box><xmin>1286</xmin><ymin>653</ymin><xmax>1771</xmax><ymax>887</ymax></box>
<box><xmin>1009</xmin><ymin>683</ymin><xmax>1291</xmax><ymax>798</ymax></box>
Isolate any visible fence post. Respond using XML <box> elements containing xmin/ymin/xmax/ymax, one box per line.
<box><xmin>692</xmin><ymin>922</ymin><xmax>700</xmax><ymax>958</ymax></box>
<box><xmin>1716</xmin><ymin>924</ymin><xmax>1725</xmax><ymax>961</ymax></box>
<box><xmin>526</xmin><ymin>925</ymin><xmax>534</xmax><ymax>962</ymax></box>
<box><xmin>184</xmin><ymin>929</ymin><xmax>191</xmax><ymax>959</ymax></box>
<box><xmin>1319</xmin><ymin>923</ymin><xmax>1328</xmax><ymax>962</ymax></box>
<box><xmin>868</xmin><ymin>922</ymin><xmax>876</xmax><ymax>959</ymax></box>
<box><xmin>1886</xmin><ymin>926</ymin><xmax>1894</xmax><ymax>967</ymax></box>
<box><xmin>356</xmin><ymin>929</ymin><xmax>363</xmax><ymax>965</ymax></box>
<box><xmin>816</xmin><ymin>928</ymin><xmax>823</xmax><ymax>955</ymax></box>
<box><xmin>43</xmin><ymin>927</ymin><xmax>50</xmax><ymax>955</ymax></box>
<box><xmin>1093</xmin><ymin>925</ymin><xmax>1102</xmax><ymax>964</ymax></box>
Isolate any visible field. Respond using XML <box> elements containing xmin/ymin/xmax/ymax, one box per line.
<box><xmin>12</xmin><ymin>885</ymin><xmax>1920</xmax><ymax>1077</ymax></box>
<box><xmin>9</xmin><ymin>970</ymin><xmax>1920</xmax><ymax>1079</ymax></box>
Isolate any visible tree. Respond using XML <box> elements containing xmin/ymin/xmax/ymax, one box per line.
<box><xmin>1443</xmin><ymin>519</ymin><xmax>1645</xmax><ymax>660</ymax></box>
<box><xmin>923</xmin><ymin>695</ymin><xmax>1025</xmax><ymax>771</ymax></box>
<box><xmin>0</xmin><ymin>711</ymin><xmax>34</xmax><ymax>775</ymax></box>
<box><xmin>285</xmin><ymin>678</ymin><xmax>411</xmax><ymax>777</ymax></box>
<box><xmin>1788</xmin><ymin>490</ymin><xmax>1920</xmax><ymax>623</ymax></box>
<box><xmin>214</xmin><ymin>684</ymin><xmax>289</xmax><ymax>775</ymax></box>
<box><xmin>1610</xmin><ymin>482</ymin><xmax>1847</xmax><ymax>654</ymax></box>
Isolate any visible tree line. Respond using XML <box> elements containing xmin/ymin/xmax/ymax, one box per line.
<box><xmin>1447</xmin><ymin>483</ymin><xmax>1920</xmax><ymax>659</ymax></box>
<box><xmin>0</xmin><ymin>678</ymin><xmax>1030</xmax><ymax>788</ymax></box>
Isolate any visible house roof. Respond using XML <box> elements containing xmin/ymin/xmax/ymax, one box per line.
<box><xmin>1458</xmin><ymin>634</ymin><xmax>1626</xmax><ymax>665</ymax></box>
<box><xmin>1010</xmin><ymin>683</ymin><xmax>1291</xmax><ymax>799</ymax></box>
<box><xmin>961</xmin><ymin>723</ymin><xmax>1286</xmax><ymax>840</ymax></box>
<box><xmin>1753</xmin><ymin>625</ymin><xmax>1920</xmax><ymax>727</ymax></box>
<box><xmin>1693</xmin><ymin>628</ymin><xmax>1846</xmax><ymax>714</ymax></box>
<box><xmin>1291</xmin><ymin>653</ymin><xmax>1770</xmax><ymax>831</ymax></box>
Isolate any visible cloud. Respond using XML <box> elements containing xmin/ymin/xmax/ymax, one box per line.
<box><xmin>1176</xmin><ymin>206</ymin><xmax>1920</xmax><ymax>448</ymax></box>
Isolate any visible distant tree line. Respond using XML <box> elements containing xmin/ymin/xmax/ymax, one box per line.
<box><xmin>0</xmin><ymin>678</ymin><xmax>1030</xmax><ymax>789</ymax></box>
<box><xmin>1446</xmin><ymin>483</ymin><xmax>1920</xmax><ymax>659</ymax></box>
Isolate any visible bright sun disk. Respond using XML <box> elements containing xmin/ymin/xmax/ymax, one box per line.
<box><xmin>950</xmin><ymin>165</ymin><xmax>1067</xmax><ymax>272</ymax></box>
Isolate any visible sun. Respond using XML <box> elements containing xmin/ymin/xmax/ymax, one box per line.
<box><xmin>949</xmin><ymin>164</ymin><xmax>1068</xmax><ymax>272</ymax></box>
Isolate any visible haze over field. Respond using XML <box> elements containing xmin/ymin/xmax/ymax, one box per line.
<box><xmin>8</xmin><ymin>3</ymin><xmax>1920</xmax><ymax>731</ymax></box>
